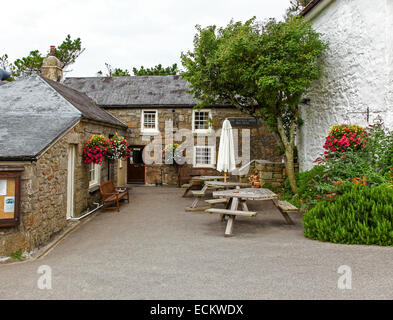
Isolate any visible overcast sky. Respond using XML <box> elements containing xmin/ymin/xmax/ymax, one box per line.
<box><xmin>1</xmin><ymin>0</ymin><xmax>291</xmax><ymax>77</ymax></box>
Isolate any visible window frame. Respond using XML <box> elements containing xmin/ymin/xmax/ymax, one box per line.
<box><xmin>0</xmin><ymin>167</ymin><xmax>23</xmax><ymax>228</ymax></box>
<box><xmin>192</xmin><ymin>109</ymin><xmax>212</xmax><ymax>134</ymax></box>
<box><xmin>193</xmin><ymin>145</ymin><xmax>215</xmax><ymax>168</ymax></box>
<box><xmin>89</xmin><ymin>163</ymin><xmax>101</xmax><ymax>189</ymax></box>
<box><xmin>141</xmin><ymin>110</ymin><xmax>159</xmax><ymax>134</ymax></box>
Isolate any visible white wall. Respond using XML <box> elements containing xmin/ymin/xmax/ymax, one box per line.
<box><xmin>298</xmin><ymin>0</ymin><xmax>393</xmax><ymax>171</ymax></box>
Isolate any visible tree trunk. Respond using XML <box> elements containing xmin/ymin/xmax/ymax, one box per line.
<box><xmin>276</xmin><ymin>117</ymin><xmax>298</xmax><ymax>194</ymax></box>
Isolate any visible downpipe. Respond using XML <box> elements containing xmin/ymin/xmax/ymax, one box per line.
<box><xmin>69</xmin><ymin>202</ymin><xmax>103</xmax><ymax>221</ymax></box>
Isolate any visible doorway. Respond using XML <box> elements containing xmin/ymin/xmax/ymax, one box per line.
<box><xmin>127</xmin><ymin>146</ymin><xmax>145</xmax><ymax>184</ymax></box>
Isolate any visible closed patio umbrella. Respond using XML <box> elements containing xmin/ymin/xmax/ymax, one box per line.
<box><xmin>217</xmin><ymin>119</ymin><xmax>236</xmax><ymax>182</ymax></box>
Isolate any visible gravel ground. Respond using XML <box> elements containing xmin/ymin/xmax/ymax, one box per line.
<box><xmin>0</xmin><ymin>186</ymin><xmax>392</xmax><ymax>300</ymax></box>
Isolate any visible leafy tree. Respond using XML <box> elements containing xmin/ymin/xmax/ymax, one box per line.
<box><xmin>97</xmin><ymin>63</ymin><xmax>130</xmax><ymax>77</ymax></box>
<box><xmin>10</xmin><ymin>34</ymin><xmax>84</xmax><ymax>77</ymax></box>
<box><xmin>132</xmin><ymin>63</ymin><xmax>178</xmax><ymax>76</ymax></box>
<box><xmin>181</xmin><ymin>17</ymin><xmax>327</xmax><ymax>193</ymax></box>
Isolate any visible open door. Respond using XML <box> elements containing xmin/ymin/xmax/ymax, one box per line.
<box><xmin>127</xmin><ymin>146</ymin><xmax>145</xmax><ymax>184</ymax></box>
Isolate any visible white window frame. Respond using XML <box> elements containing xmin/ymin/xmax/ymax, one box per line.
<box><xmin>192</xmin><ymin>109</ymin><xmax>212</xmax><ymax>134</ymax></box>
<box><xmin>141</xmin><ymin>110</ymin><xmax>159</xmax><ymax>134</ymax></box>
<box><xmin>193</xmin><ymin>145</ymin><xmax>215</xmax><ymax>168</ymax></box>
<box><xmin>89</xmin><ymin>163</ymin><xmax>101</xmax><ymax>188</ymax></box>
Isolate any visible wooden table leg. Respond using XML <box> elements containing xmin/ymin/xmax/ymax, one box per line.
<box><xmin>225</xmin><ymin>197</ymin><xmax>239</xmax><ymax>237</ymax></box>
<box><xmin>185</xmin><ymin>184</ymin><xmax>209</xmax><ymax>212</ymax></box>
<box><xmin>272</xmin><ymin>199</ymin><xmax>295</xmax><ymax>225</ymax></box>
<box><xmin>221</xmin><ymin>198</ymin><xmax>232</xmax><ymax>222</ymax></box>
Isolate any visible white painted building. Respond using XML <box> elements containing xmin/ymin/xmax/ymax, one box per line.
<box><xmin>297</xmin><ymin>0</ymin><xmax>393</xmax><ymax>171</ymax></box>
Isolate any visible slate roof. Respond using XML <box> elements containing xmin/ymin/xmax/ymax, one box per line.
<box><xmin>64</xmin><ymin>75</ymin><xmax>199</xmax><ymax>107</ymax></box>
<box><xmin>0</xmin><ymin>75</ymin><xmax>126</xmax><ymax>160</ymax></box>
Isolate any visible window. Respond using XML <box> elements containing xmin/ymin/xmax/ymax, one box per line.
<box><xmin>193</xmin><ymin>146</ymin><xmax>215</xmax><ymax>168</ymax></box>
<box><xmin>192</xmin><ymin>110</ymin><xmax>212</xmax><ymax>133</ymax></box>
<box><xmin>89</xmin><ymin>163</ymin><xmax>100</xmax><ymax>188</ymax></box>
<box><xmin>141</xmin><ymin>110</ymin><xmax>158</xmax><ymax>133</ymax></box>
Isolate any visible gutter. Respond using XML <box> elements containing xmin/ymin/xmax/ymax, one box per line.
<box><xmin>301</xmin><ymin>0</ymin><xmax>335</xmax><ymax>21</ymax></box>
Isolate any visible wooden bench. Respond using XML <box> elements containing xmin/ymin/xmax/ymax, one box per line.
<box><xmin>205</xmin><ymin>198</ymin><xmax>228</xmax><ymax>205</ymax></box>
<box><xmin>205</xmin><ymin>208</ymin><xmax>257</xmax><ymax>217</ymax></box>
<box><xmin>99</xmin><ymin>180</ymin><xmax>129</xmax><ymax>212</ymax></box>
<box><xmin>272</xmin><ymin>200</ymin><xmax>298</xmax><ymax>225</ymax></box>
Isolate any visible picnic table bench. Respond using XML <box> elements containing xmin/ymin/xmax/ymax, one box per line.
<box><xmin>206</xmin><ymin>188</ymin><xmax>297</xmax><ymax>237</ymax></box>
<box><xmin>182</xmin><ymin>176</ymin><xmax>225</xmax><ymax>197</ymax></box>
<box><xmin>185</xmin><ymin>181</ymin><xmax>250</xmax><ymax>212</ymax></box>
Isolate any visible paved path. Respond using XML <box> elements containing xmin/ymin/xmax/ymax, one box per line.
<box><xmin>1</xmin><ymin>186</ymin><xmax>392</xmax><ymax>299</ymax></box>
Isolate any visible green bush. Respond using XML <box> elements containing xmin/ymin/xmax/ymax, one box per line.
<box><xmin>282</xmin><ymin>165</ymin><xmax>333</xmax><ymax>210</ymax></box>
<box><xmin>303</xmin><ymin>184</ymin><xmax>393</xmax><ymax>246</ymax></box>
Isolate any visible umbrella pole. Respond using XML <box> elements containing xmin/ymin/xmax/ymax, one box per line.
<box><xmin>224</xmin><ymin>172</ymin><xmax>227</xmax><ymax>183</ymax></box>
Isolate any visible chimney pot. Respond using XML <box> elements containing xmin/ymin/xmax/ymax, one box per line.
<box><xmin>50</xmin><ymin>46</ymin><xmax>55</xmax><ymax>56</ymax></box>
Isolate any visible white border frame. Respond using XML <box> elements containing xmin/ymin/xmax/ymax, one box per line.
<box><xmin>141</xmin><ymin>109</ymin><xmax>159</xmax><ymax>134</ymax></box>
<box><xmin>193</xmin><ymin>145</ymin><xmax>216</xmax><ymax>168</ymax></box>
<box><xmin>192</xmin><ymin>109</ymin><xmax>212</xmax><ymax>134</ymax></box>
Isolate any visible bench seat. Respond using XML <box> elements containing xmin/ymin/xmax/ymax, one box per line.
<box><xmin>205</xmin><ymin>208</ymin><xmax>257</xmax><ymax>217</ymax></box>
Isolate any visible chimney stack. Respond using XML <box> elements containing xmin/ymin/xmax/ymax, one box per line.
<box><xmin>41</xmin><ymin>45</ymin><xmax>62</xmax><ymax>82</ymax></box>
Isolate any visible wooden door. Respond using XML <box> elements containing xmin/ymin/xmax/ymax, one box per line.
<box><xmin>127</xmin><ymin>146</ymin><xmax>145</xmax><ymax>184</ymax></box>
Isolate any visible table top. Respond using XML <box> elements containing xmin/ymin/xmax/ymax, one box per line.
<box><xmin>192</xmin><ymin>176</ymin><xmax>225</xmax><ymax>181</ymax></box>
<box><xmin>205</xmin><ymin>181</ymin><xmax>250</xmax><ymax>187</ymax></box>
<box><xmin>213</xmin><ymin>188</ymin><xmax>278</xmax><ymax>200</ymax></box>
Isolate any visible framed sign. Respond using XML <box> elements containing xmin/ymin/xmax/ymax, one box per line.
<box><xmin>228</xmin><ymin>117</ymin><xmax>258</xmax><ymax>127</ymax></box>
<box><xmin>0</xmin><ymin>167</ymin><xmax>23</xmax><ymax>227</ymax></box>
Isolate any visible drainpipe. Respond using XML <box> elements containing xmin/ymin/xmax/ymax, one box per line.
<box><xmin>69</xmin><ymin>202</ymin><xmax>102</xmax><ymax>221</ymax></box>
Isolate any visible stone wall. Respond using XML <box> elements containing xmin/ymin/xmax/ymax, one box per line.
<box><xmin>107</xmin><ymin>107</ymin><xmax>281</xmax><ymax>185</ymax></box>
<box><xmin>0</xmin><ymin>120</ymin><xmax>126</xmax><ymax>257</ymax></box>
<box><xmin>298</xmin><ymin>0</ymin><xmax>393</xmax><ymax>171</ymax></box>
<box><xmin>240</xmin><ymin>160</ymin><xmax>299</xmax><ymax>189</ymax></box>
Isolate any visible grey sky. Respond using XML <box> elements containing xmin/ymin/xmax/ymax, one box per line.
<box><xmin>1</xmin><ymin>0</ymin><xmax>291</xmax><ymax>77</ymax></box>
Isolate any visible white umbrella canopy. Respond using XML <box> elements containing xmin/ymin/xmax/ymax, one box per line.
<box><xmin>216</xmin><ymin>119</ymin><xmax>236</xmax><ymax>182</ymax></box>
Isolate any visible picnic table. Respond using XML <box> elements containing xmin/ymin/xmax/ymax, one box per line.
<box><xmin>185</xmin><ymin>181</ymin><xmax>250</xmax><ymax>212</ymax></box>
<box><xmin>206</xmin><ymin>188</ymin><xmax>296</xmax><ymax>237</ymax></box>
<box><xmin>182</xmin><ymin>175</ymin><xmax>225</xmax><ymax>197</ymax></box>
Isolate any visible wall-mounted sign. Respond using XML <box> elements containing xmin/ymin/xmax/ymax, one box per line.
<box><xmin>228</xmin><ymin>117</ymin><xmax>258</xmax><ymax>127</ymax></box>
<box><xmin>0</xmin><ymin>167</ymin><xmax>23</xmax><ymax>227</ymax></box>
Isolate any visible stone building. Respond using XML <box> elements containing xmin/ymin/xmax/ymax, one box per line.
<box><xmin>298</xmin><ymin>0</ymin><xmax>393</xmax><ymax>171</ymax></box>
<box><xmin>0</xmin><ymin>74</ymin><xmax>127</xmax><ymax>256</ymax></box>
<box><xmin>64</xmin><ymin>76</ymin><xmax>283</xmax><ymax>185</ymax></box>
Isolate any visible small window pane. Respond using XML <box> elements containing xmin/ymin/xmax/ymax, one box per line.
<box><xmin>196</xmin><ymin>147</ymin><xmax>212</xmax><ymax>165</ymax></box>
<box><xmin>194</xmin><ymin>111</ymin><xmax>210</xmax><ymax>130</ymax></box>
<box><xmin>143</xmin><ymin>111</ymin><xmax>157</xmax><ymax>129</ymax></box>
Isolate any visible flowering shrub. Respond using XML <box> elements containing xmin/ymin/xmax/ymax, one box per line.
<box><xmin>107</xmin><ymin>134</ymin><xmax>130</xmax><ymax>160</ymax></box>
<box><xmin>82</xmin><ymin>135</ymin><xmax>110</xmax><ymax>165</ymax></box>
<box><xmin>323</xmin><ymin>124</ymin><xmax>366</xmax><ymax>155</ymax></box>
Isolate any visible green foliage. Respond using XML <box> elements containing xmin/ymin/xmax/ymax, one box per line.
<box><xmin>53</xmin><ymin>34</ymin><xmax>85</xmax><ymax>70</ymax></box>
<box><xmin>282</xmin><ymin>165</ymin><xmax>334</xmax><ymax>210</ymax></box>
<box><xmin>98</xmin><ymin>63</ymin><xmax>131</xmax><ymax>77</ymax></box>
<box><xmin>322</xmin><ymin>119</ymin><xmax>393</xmax><ymax>185</ymax></box>
<box><xmin>13</xmin><ymin>50</ymin><xmax>44</xmax><ymax>76</ymax></box>
<box><xmin>303</xmin><ymin>184</ymin><xmax>393</xmax><ymax>246</ymax></box>
<box><xmin>132</xmin><ymin>63</ymin><xmax>178</xmax><ymax>76</ymax></box>
<box><xmin>181</xmin><ymin>17</ymin><xmax>327</xmax><ymax>194</ymax></box>
<box><xmin>9</xmin><ymin>34</ymin><xmax>84</xmax><ymax>77</ymax></box>
<box><xmin>11</xmin><ymin>248</ymin><xmax>23</xmax><ymax>260</ymax></box>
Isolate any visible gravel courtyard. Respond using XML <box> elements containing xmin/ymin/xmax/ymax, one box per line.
<box><xmin>0</xmin><ymin>186</ymin><xmax>392</xmax><ymax>300</ymax></box>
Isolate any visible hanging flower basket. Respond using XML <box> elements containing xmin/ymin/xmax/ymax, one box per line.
<box><xmin>82</xmin><ymin>135</ymin><xmax>111</xmax><ymax>165</ymax></box>
<box><xmin>107</xmin><ymin>134</ymin><xmax>130</xmax><ymax>160</ymax></box>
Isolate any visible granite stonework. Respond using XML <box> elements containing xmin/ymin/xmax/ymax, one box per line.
<box><xmin>0</xmin><ymin>120</ymin><xmax>126</xmax><ymax>257</ymax></box>
<box><xmin>106</xmin><ymin>107</ymin><xmax>282</xmax><ymax>185</ymax></box>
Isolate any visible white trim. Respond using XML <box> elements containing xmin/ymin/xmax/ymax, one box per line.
<box><xmin>88</xmin><ymin>163</ymin><xmax>101</xmax><ymax>190</ymax></box>
<box><xmin>67</xmin><ymin>145</ymin><xmax>76</xmax><ymax>219</ymax></box>
<box><xmin>141</xmin><ymin>109</ymin><xmax>159</xmax><ymax>134</ymax></box>
<box><xmin>192</xmin><ymin>109</ymin><xmax>212</xmax><ymax>134</ymax></box>
<box><xmin>193</xmin><ymin>145</ymin><xmax>215</xmax><ymax>168</ymax></box>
